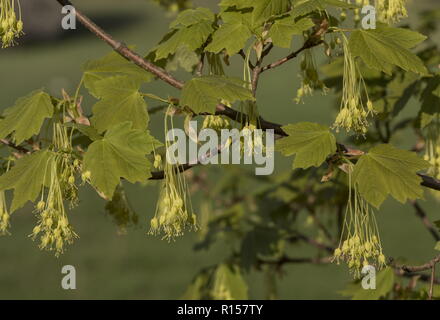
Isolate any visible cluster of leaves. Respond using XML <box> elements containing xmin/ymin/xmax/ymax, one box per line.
<box><xmin>0</xmin><ymin>0</ymin><xmax>439</xmax><ymax>299</ymax></box>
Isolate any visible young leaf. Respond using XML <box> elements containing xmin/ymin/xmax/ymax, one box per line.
<box><xmin>212</xmin><ymin>264</ymin><xmax>248</xmax><ymax>299</ymax></box>
<box><xmin>219</xmin><ymin>0</ymin><xmax>253</xmax><ymax>10</ymax></box>
<box><xmin>292</xmin><ymin>0</ymin><xmax>356</xmax><ymax>19</ymax></box>
<box><xmin>252</xmin><ymin>0</ymin><xmax>291</xmax><ymax>24</ymax></box>
<box><xmin>276</xmin><ymin>122</ymin><xmax>336</xmax><ymax>169</ymax></box>
<box><xmin>205</xmin><ymin>12</ymin><xmax>252</xmax><ymax>56</ymax></box>
<box><xmin>169</xmin><ymin>7</ymin><xmax>214</xmax><ymax>29</ymax></box>
<box><xmin>166</xmin><ymin>45</ymin><xmax>200</xmax><ymax>72</ymax></box>
<box><xmin>83</xmin><ymin>51</ymin><xmax>152</xmax><ymax>98</ymax></box>
<box><xmin>83</xmin><ymin>122</ymin><xmax>156</xmax><ymax>198</ymax></box>
<box><xmin>269</xmin><ymin>16</ymin><xmax>314</xmax><ymax>48</ymax></box>
<box><xmin>155</xmin><ymin>21</ymin><xmax>214</xmax><ymax>60</ymax></box>
<box><xmin>0</xmin><ymin>149</ymin><xmax>55</xmax><ymax>212</ymax></box>
<box><xmin>180</xmin><ymin>76</ymin><xmax>254</xmax><ymax>114</ymax></box>
<box><xmin>435</xmin><ymin>241</ymin><xmax>440</xmax><ymax>251</ymax></box>
<box><xmin>91</xmin><ymin>76</ymin><xmax>149</xmax><ymax>133</ymax></box>
<box><xmin>349</xmin><ymin>26</ymin><xmax>428</xmax><ymax>75</ymax></box>
<box><xmin>0</xmin><ymin>90</ymin><xmax>53</xmax><ymax>145</ymax></box>
<box><xmin>339</xmin><ymin>267</ymin><xmax>394</xmax><ymax>300</ymax></box>
<box><xmin>353</xmin><ymin>144</ymin><xmax>430</xmax><ymax>208</ymax></box>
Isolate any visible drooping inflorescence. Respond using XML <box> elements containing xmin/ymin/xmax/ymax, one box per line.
<box><xmin>30</xmin><ymin>114</ymin><xmax>81</xmax><ymax>256</ymax></box>
<box><xmin>149</xmin><ymin>105</ymin><xmax>197</xmax><ymax>241</ymax></box>
<box><xmin>333</xmin><ymin>34</ymin><xmax>375</xmax><ymax>135</ymax></box>
<box><xmin>295</xmin><ymin>49</ymin><xmax>328</xmax><ymax>104</ymax></box>
<box><xmin>0</xmin><ymin>0</ymin><xmax>23</xmax><ymax>48</ymax></box>
<box><xmin>375</xmin><ymin>0</ymin><xmax>407</xmax><ymax>24</ymax></box>
<box><xmin>333</xmin><ymin>162</ymin><xmax>386</xmax><ymax>278</ymax></box>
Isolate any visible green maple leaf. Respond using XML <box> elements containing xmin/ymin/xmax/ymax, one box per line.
<box><xmin>292</xmin><ymin>0</ymin><xmax>356</xmax><ymax>19</ymax></box>
<box><xmin>83</xmin><ymin>51</ymin><xmax>152</xmax><ymax>98</ymax></box>
<box><xmin>349</xmin><ymin>25</ymin><xmax>428</xmax><ymax>75</ymax></box>
<box><xmin>83</xmin><ymin>122</ymin><xmax>156</xmax><ymax>198</ymax></box>
<box><xmin>155</xmin><ymin>21</ymin><xmax>214</xmax><ymax>60</ymax></box>
<box><xmin>276</xmin><ymin>122</ymin><xmax>336</xmax><ymax>169</ymax></box>
<box><xmin>0</xmin><ymin>149</ymin><xmax>55</xmax><ymax>212</ymax></box>
<box><xmin>219</xmin><ymin>0</ymin><xmax>253</xmax><ymax>10</ymax></box>
<box><xmin>339</xmin><ymin>267</ymin><xmax>394</xmax><ymax>300</ymax></box>
<box><xmin>269</xmin><ymin>16</ymin><xmax>314</xmax><ymax>48</ymax></box>
<box><xmin>353</xmin><ymin>144</ymin><xmax>430</xmax><ymax>208</ymax></box>
<box><xmin>212</xmin><ymin>264</ymin><xmax>248</xmax><ymax>299</ymax></box>
<box><xmin>252</xmin><ymin>0</ymin><xmax>291</xmax><ymax>24</ymax></box>
<box><xmin>180</xmin><ymin>76</ymin><xmax>254</xmax><ymax>114</ymax></box>
<box><xmin>91</xmin><ymin>76</ymin><xmax>149</xmax><ymax>133</ymax></box>
<box><xmin>0</xmin><ymin>90</ymin><xmax>53</xmax><ymax>145</ymax></box>
<box><xmin>169</xmin><ymin>7</ymin><xmax>214</xmax><ymax>29</ymax></box>
<box><xmin>205</xmin><ymin>12</ymin><xmax>252</xmax><ymax>56</ymax></box>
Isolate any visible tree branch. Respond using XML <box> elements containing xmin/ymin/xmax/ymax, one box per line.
<box><xmin>410</xmin><ymin>200</ymin><xmax>440</xmax><ymax>242</ymax></box>
<box><xmin>0</xmin><ymin>139</ymin><xmax>30</xmax><ymax>154</ymax></box>
<box><xmin>393</xmin><ymin>254</ymin><xmax>440</xmax><ymax>273</ymax></box>
<box><xmin>55</xmin><ymin>0</ymin><xmax>184</xmax><ymax>90</ymax></box>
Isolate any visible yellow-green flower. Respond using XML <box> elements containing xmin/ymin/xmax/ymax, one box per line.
<box><xmin>376</xmin><ymin>0</ymin><xmax>407</xmax><ymax>23</ymax></box>
<box><xmin>333</xmin><ymin>163</ymin><xmax>386</xmax><ymax>278</ymax></box>
<box><xmin>30</xmin><ymin>156</ymin><xmax>78</xmax><ymax>257</ymax></box>
<box><xmin>333</xmin><ymin>34</ymin><xmax>375</xmax><ymax>135</ymax></box>
<box><xmin>0</xmin><ymin>191</ymin><xmax>10</xmax><ymax>235</ymax></box>
<box><xmin>0</xmin><ymin>0</ymin><xmax>24</xmax><ymax>48</ymax></box>
<box><xmin>149</xmin><ymin>105</ymin><xmax>197</xmax><ymax>241</ymax></box>
<box><xmin>295</xmin><ymin>49</ymin><xmax>328</xmax><ymax>104</ymax></box>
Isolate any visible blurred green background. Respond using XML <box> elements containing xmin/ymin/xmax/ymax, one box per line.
<box><xmin>0</xmin><ymin>0</ymin><xmax>439</xmax><ymax>299</ymax></box>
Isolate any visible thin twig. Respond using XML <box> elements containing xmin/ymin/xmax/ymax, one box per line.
<box><xmin>410</xmin><ymin>200</ymin><xmax>440</xmax><ymax>242</ymax></box>
<box><xmin>0</xmin><ymin>139</ymin><xmax>30</xmax><ymax>154</ymax></box>
<box><xmin>394</xmin><ymin>254</ymin><xmax>440</xmax><ymax>273</ymax></box>
<box><xmin>429</xmin><ymin>263</ymin><xmax>436</xmax><ymax>300</ymax></box>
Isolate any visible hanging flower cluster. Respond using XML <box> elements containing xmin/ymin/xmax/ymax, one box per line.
<box><xmin>30</xmin><ymin>120</ymin><xmax>81</xmax><ymax>256</ymax></box>
<box><xmin>0</xmin><ymin>0</ymin><xmax>23</xmax><ymax>48</ymax></box>
<box><xmin>30</xmin><ymin>157</ymin><xmax>78</xmax><ymax>257</ymax></box>
<box><xmin>0</xmin><ymin>191</ymin><xmax>10</xmax><ymax>235</ymax></box>
<box><xmin>333</xmin><ymin>35</ymin><xmax>375</xmax><ymax>135</ymax></box>
<box><xmin>424</xmin><ymin>124</ymin><xmax>440</xmax><ymax>185</ymax></box>
<box><xmin>149</xmin><ymin>105</ymin><xmax>197</xmax><ymax>240</ymax></box>
<box><xmin>202</xmin><ymin>115</ymin><xmax>231</xmax><ymax>132</ymax></box>
<box><xmin>333</xmin><ymin>163</ymin><xmax>386</xmax><ymax>278</ymax></box>
<box><xmin>295</xmin><ymin>49</ymin><xmax>328</xmax><ymax>104</ymax></box>
<box><xmin>375</xmin><ymin>0</ymin><xmax>407</xmax><ymax>24</ymax></box>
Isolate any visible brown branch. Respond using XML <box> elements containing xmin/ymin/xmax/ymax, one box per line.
<box><xmin>410</xmin><ymin>200</ymin><xmax>440</xmax><ymax>242</ymax></box>
<box><xmin>287</xmin><ymin>233</ymin><xmax>335</xmax><ymax>254</ymax></box>
<box><xmin>261</xmin><ymin>18</ymin><xmax>328</xmax><ymax>73</ymax></box>
<box><xmin>393</xmin><ymin>254</ymin><xmax>440</xmax><ymax>273</ymax></box>
<box><xmin>0</xmin><ymin>139</ymin><xmax>30</xmax><ymax>154</ymax></box>
<box><xmin>261</xmin><ymin>40</ymin><xmax>323</xmax><ymax>73</ymax></box>
<box><xmin>258</xmin><ymin>255</ymin><xmax>332</xmax><ymax>268</ymax></box>
<box><xmin>429</xmin><ymin>263</ymin><xmax>436</xmax><ymax>300</ymax></box>
<box><xmin>55</xmin><ymin>0</ymin><xmax>184</xmax><ymax>90</ymax></box>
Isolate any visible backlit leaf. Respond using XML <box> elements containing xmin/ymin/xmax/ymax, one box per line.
<box><xmin>0</xmin><ymin>90</ymin><xmax>53</xmax><ymax>145</ymax></box>
<box><xmin>276</xmin><ymin>122</ymin><xmax>336</xmax><ymax>169</ymax></box>
<box><xmin>83</xmin><ymin>122</ymin><xmax>156</xmax><ymax>198</ymax></box>
<box><xmin>353</xmin><ymin>144</ymin><xmax>429</xmax><ymax>208</ymax></box>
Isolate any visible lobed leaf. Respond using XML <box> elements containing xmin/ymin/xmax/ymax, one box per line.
<box><xmin>276</xmin><ymin>122</ymin><xmax>337</xmax><ymax>169</ymax></box>
<box><xmin>0</xmin><ymin>90</ymin><xmax>53</xmax><ymax>145</ymax></box>
<box><xmin>83</xmin><ymin>122</ymin><xmax>156</xmax><ymax>199</ymax></box>
<box><xmin>353</xmin><ymin>144</ymin><xmax>430</xmax><ymax>208</ymax></box>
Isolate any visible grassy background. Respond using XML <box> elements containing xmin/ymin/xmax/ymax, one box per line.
<box><xmin>0</xmin><ymin>0</ymin><xmax>438</xmax><ymax>299</ymax></box>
